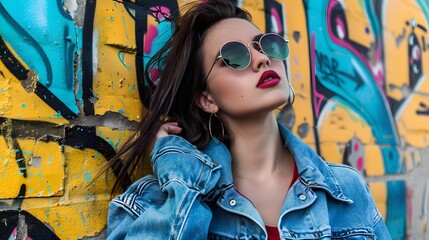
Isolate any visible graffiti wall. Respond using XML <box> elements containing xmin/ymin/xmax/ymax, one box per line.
<box><xmin>0</xmin><ymin>0</ymin><xmax>428</xmax><ymax>239</ymax></box>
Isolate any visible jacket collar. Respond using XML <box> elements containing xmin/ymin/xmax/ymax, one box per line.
<box><xmin>278</xmin><ymin>123</ymin><xmax>351</xmax><ymax>202</ymax></box>
<box><xmin>202</xmin><ymin>123</ymin><xmax>351</xmax><ymax>202</ymax></box>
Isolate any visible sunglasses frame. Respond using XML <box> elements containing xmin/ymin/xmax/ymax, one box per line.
<box><xmin>204</xmin><ymin>33</ymin><xmax>289</xmax><ymax>81</ymax></box>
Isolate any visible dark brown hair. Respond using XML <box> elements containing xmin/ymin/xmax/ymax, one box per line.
<box><xmin>107</xmin><ymin>0</ymin><xmax>252</xmax><ymax>195</ymax></box>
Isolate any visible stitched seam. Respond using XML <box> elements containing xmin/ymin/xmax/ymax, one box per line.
<box><xmin>111</xmin><ymin>198</ymin><xmax>142</xmax><ymax>217</ymax></box>
<box><xmin>116</xmin><ymin>177</ymin><xmax>158</xmax><ymax>216</ymax></box>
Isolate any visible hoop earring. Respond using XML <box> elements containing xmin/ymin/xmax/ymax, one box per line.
<box><xmin>209</xmin><ymin>112</ymin><xmax>225</xmax><ymax>144</ymax></box>
<box><xmin>287</xmin><ymin>83</ymin><xmax>296</xmax><ymax>107</ymax></box>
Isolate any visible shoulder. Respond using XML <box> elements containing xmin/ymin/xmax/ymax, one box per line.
<box><xmin>110</xmin><ymin>175</ymin><xmax>166</xmax><ymax>217</ymax></box>
<box><xmin>327</xmin><ymin>162</ymin><xmax>366</xmax><ymax>186</ymax></box>
<box><xmin>323</xmin><ymin>162</ymin><xmax>387</xmax><ymax>231</ymax></box>
<box><xmin>325</xmin><ymin>162</ymin><xmax>373</xmax><ymax>202</ymax></box>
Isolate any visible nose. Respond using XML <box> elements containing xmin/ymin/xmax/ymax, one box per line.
<box><xmin>249</xmin><ymin>43</ymin><xmax>271</xmax><ymax>70</ymax></box>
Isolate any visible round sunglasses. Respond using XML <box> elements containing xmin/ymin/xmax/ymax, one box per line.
<box><xmin>205</xmin><ymin>33</ymin><xmax>290</xmax><ymax>80</ymax></box>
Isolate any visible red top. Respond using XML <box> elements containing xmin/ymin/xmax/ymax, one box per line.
<box><xmin>266</xmin><ymin>159</ymin><xmax>299</xmax><ymax>240</ymax></box>
<box><xmin>266</xmin><ymin>225</ymin><xmax>281</xmax><ymax>240</ymax></box>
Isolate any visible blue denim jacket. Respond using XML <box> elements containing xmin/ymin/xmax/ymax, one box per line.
<box><xmin>107</xmin><ymin>124</ymin><xmax>391</xmax><ymax>239</ymax></box>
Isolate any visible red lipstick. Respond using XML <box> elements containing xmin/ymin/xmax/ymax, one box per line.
<box><xmin>257</xmin><ymin>70</ymin><xmax>281</xmax><ymax>89</ymax></box>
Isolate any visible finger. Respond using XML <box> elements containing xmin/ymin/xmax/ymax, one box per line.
<box><xmin>165</xmin><ymin>122</ymin><xmax>179</xmax><ymax>126</ymax></box>
<box><xmin>167</xmin><ymin>125</ymin><xmax>182</xmax><ymax>134</ymax></box>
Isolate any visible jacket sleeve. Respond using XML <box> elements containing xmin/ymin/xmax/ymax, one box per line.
<box><xmin>360</xmin><ymin>175</ymin><xmax>391</xmax><ymax>239</ymax></box>
<box><xmin>363</xmin><ymin>176</ymin><xmax>391</xmax><ymax>239</ymax></box>
<box><xmin>372</xmin><ymin>207</ymin><xmax>392</xmax><ymax>239</ymax></box>
<box><xmin>107</xmin><ymin>135</ymin><xmax>221</xmax><ymax>240</ymax></box>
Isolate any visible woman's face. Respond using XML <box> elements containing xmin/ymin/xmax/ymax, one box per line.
<box><xmin>201</xmin><ymin>18</ymin><xmax>290</xmax><ymax>119</ymax></box>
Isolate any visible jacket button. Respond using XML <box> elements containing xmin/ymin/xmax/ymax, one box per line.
<box><xmin>229</xmin><ymin>199</ymin><xmax>237</xmax><ymax>206</ymax></box>
<box><xmin>298</xmin><ymin>194</ymin><xmax>307</xmax><ymax>201</ymax></box>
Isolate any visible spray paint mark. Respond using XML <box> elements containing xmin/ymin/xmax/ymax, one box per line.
<box><xmin>84</xmin><ymin>171</ymin><xmax>90</xmax><ymax>183</ymax></box>
<box><xmin>117</xmin><ymin>51</ymin><xmax>129</xmax><ymax>70</ymax></box>
<box><xmin>80</xmin><ymin>212</ymin><xmax>86</xmax><ymax>225</ymax></box>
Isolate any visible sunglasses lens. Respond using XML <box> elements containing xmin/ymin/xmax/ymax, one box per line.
<box><xmin>220</xmin><ymin>42</ymin><xmax>250</xmax><ymax>70</ymax></box>
<box><xmin>260</xmin><ymin>34</ymin><xmax>289</xmax><ymax>60</ymax></box>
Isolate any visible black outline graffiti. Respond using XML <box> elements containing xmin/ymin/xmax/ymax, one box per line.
<box><xmin>327</xmin><ymin>1</ymin><xmax>370</xmax><ymax>57</ymax></box>
<box><xmin>315</xmin><ymin>50</ymin><xmax>365</xmax><ymax>91</ymax></box>
<box><xmin>0</xmin><ymin>0</ymin><xmax>129</xmax><ymax>181</ymax></box>
<box><xmin>0</xmin><ymin>1</ymin><xmax>134</xmax><ymax>237</ymax></box>
<box><xmin>0</xmin><ymin>210</ymin><xmax>60</xmax><ymax>240</ymax></box>
<box><xmin>82</xmin><ymin>0</ymin><xmax>96</xmax><ymax>116</ymax></box>
<box><xmin>417</xmin><ymin>102</ymin><xmax>429</xmax><ymax>115</ymax></box>
<box><xmin>264</xmin><ymin>0</ymin><xmax>285</xmax><ymax>36</ymax></box>
<box><xmin>0</xmin><ymin>0</ymin><xmax>183</xmax><ymax>237</ymax></box>
<box><xmin>119</xmin><ymin>0</ymin><xmax>179</xmax><ymax>107</ymax></box>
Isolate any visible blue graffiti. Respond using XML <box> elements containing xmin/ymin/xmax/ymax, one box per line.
<box><xmin>304</xmin><ymin>0</ymin><xmax>405</xmax><ymax>237</ymax></box>
<box><xmin>0</xmin><ymin>0</ymin><xmax>82</xmax><ymax>114</ymax></box>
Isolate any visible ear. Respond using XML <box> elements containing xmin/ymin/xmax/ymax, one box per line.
<box><xmin>198</xmin><ymin>90</ymin><xmax>219</xmax><ymax>113</ymax></box>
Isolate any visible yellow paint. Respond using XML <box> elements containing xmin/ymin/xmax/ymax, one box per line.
<box><xmin>364</xmin><ymin>144</ymin><xmax>385</xmax><ymax>176</ymax></box>
<box><xmin>343</xmin><ymin>0</ymin><xmax>373</xmax><ymax>49</ymax></box>
<box><xmin>23</xmin><ymin>199</ymin><xmax>111</xmax><ymax>240</ymax></box>
<box><xmin>413</xmin><ymin>149</ymin><xmax>421</xmax><ymax>165</ymax></box>
<box><xmin>368</xmin><ymin>182</ymin><xmax>387</xmax><ymax>219</ymax></box>
<box><xmin>0</xmin><ymin>60</ymin><xmax>68</xmax><ymax>125</ymax></box>
<box><xmin>384</xmin><ymin>0</ymin><xmax>429</xmax><ymax>102</ymax></box>
<box><xmin>20</xmin><ymin>146</ymin><xmax>117</xmax><ymax>239</ymax></box>
<box><xmin>383</xmin><ymin>0</ymin><xmax>410</xmax><ymax>101</ymax></box>
<box><xmin>317</xmin><ymin>99</ymin><xmax>374</xmax><ymax>144</ymax></box>
<box><xmin>242</xmin><ymin>0</ymin><xmax>266</xmax><ymax>31</ymax></box>
<box><xmin>283</xmin><ymin>0</ymin><xmax>316</xmax><ymax>145</ymax></box>
<box><xmin>93</xmin><ymin>0</ymin><xmax>142</xmax><ymax>122</ymax></box>
<box><xmin>0</xmin><ymin>138</ymin><xmax>64</xmax><ymax>198</ymax></box>
<box><xmin>396</xmin><ymin>95</ymin><xmax>429</xmax><ymax>147</ymax></box>
<box><xmin>0</xmin><ymin>134</ymin><xmax>21</xmax><ymax>198</ymax></box>
<box><xmin>318</xmin><ymin>142</ymin><xmax>344</xmax><ymax>164</ymax></box>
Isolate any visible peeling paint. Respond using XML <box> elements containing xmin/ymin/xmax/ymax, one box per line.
<box><xmin>20</xmin><ymin>70</ymin><xmax>37</xmax><ymax>93</ymax></box>
<box><xmin>28</xmin><ymin>156</ymin><xmax>41</xmax><ymax>168</ymax></box>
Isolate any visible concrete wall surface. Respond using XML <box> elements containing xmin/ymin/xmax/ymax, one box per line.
<box><xmin>1</xmin><ymin>0</ymin><xmax>429</xmax><ymax>239</ymax></box>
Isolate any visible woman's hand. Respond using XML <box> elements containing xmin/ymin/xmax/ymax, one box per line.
<box><xmin>151</xmin><ymin>121</ymin><xmax>221</xmax><ymax>196</ymax></box>
<box><xmin>156</xmin><ymin>122</ymin><xmax>182</xmax><ymax>139</ymax></box>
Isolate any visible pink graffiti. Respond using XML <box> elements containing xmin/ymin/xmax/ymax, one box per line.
<box><xmin>335</xmin><ymin>17</ymin><xmax>346</xmax><ymax>39</ymax></box>
<box><xmin>410</xmin><ymin>45</ymin><xmax>421</xmax><ymax>65</ymax></box>
<box><xmin>270</xmin><ymin>7</ymin><xmax>283</xmax><ymax>33</ymax></box>
<box><xmin>144</xmin><ymin>25</ymin><xmax>158</xmax><ymax>55</ymax></box>
<box><xmin>11</xmin><ymin>227</ymin><xmax>33</xmax><ymax>240</ymax></box>
<box><xmin>356</xmin><ymin>157</ymin><xmax>364</xmax><ymax>171</ymax></box>
<box><xmin>311</xmin><ymin>33</ymin><xmax>325</xmax><ymax>118</ymax></box>
<box><xmin>150</xmin><ymin>6</ymin><xmax>171</xmax><ymax>20</ymax></box>
<box><xmin>150</xmin><ymin>67</ymin><xmax>161</xmax><ymax>82</ymax></box>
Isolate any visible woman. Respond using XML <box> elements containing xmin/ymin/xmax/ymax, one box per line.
<box><xmin>106</xmin><ymin>0</ymin><xmax>391</xmax><ymax>239</ymax></box>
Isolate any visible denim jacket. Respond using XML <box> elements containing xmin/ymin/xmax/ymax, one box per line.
<box><xmin>107</xmin><ymin>124</ymin><xmax>391</xmax><ymax>239</ymax></box>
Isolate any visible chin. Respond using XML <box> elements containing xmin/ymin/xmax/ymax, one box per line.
<box><xmin>273</xmin><ymin>100</ymin><xmax>289</xmax><ymax>110</ymax></box>
<box><xmin>272</xmin><ymin>92</ymin><xmax>289</xmax><ymax>107</ymax></box>
<box><xmin>264</xmin><ymin>97</ymin><xmax>289</xmax><ymax>113</ymax></box>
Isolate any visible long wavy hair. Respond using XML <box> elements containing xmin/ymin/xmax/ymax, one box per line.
<box><xmin>106</xmin><ymin>0</ymin><xmax>252</xmax><ymax>195</ymax></box>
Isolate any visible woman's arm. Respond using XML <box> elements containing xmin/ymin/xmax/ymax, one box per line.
<box><xmin>372</xmin><ymin>207</ymin><xmax>391</xmax><ymax>239</ymax></box>
<box><xmin>107</xmin><ymin>123</ymin><xmax>221</xmax><ymax>239</ymax></box>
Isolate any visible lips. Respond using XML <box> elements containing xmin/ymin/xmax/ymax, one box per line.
<box><xmin>256</xmin><ymin>70</ymin><xmax>281</xmax><ymax>89</ymax></box>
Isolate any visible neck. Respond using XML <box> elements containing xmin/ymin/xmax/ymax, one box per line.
<box><xmin>221</xmin><ymin>113</ymin><xmax>289</xmax><ymax>181</ymax></box>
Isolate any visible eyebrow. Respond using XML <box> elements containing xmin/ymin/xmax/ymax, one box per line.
<box><xmin>252</xmin><ymin>33</ymin><xmax>264</xmax><ymax>42</ymax></box>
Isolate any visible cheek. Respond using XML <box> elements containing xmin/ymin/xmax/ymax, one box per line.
<box><xmin>208</xmin><ymin>77</ymin><xmax>252</xmax><ymax>107</ymax></box>
<box><xmin>210</xmin><ymin>80</ymin><xmax>246</xmax><ymax>102</ymax></box>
